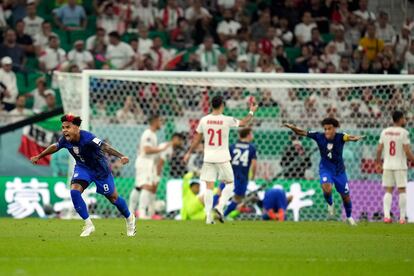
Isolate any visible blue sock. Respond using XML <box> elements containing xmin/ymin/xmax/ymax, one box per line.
<box><xmin>323</xmin><ymin>192</ymin><xmax>333</xmax><ymax>206</ymax></box>
<box><xmin>70</xmin><ymin>190</ymin><xmax>89</xmax><ymax>220</ymax></box>
<box><xmin>113</xmin><ymin>196</ymin><xmax>131</xmax><ymax>218</ymax></box>
<box><xmin>213</xmin><ymin>194</ymin><xmax>220</xmax><ymax>207</ymax></box>
<box><xmin>343</xmin><ymin>199</ymin><xmax>352</xmax><ymax>218</ymax></box>
<box><xmin>224</xmin><ymin>200</ymin><xmax>238</xmax><ymax>217</ymax></box>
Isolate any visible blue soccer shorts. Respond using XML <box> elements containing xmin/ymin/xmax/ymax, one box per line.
<box><xmin>319</xmin><ymin>170</ymin><xmax>350</xmax><ymax>195</ymax></box>
<box><xmin>234</xmin><ymin>176</ymin><xmax>248</xmax><ymax>197</ymax></box>
<box><xmin>71</xmin><ymin>165</ymin><xmax>115</xmax><ymax>196</ymax></box>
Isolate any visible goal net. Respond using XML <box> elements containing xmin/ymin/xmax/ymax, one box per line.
<box><xmin>56</xmin><ymin>71</ymin><xmax>414</xmax><ymax>222</ymax></box>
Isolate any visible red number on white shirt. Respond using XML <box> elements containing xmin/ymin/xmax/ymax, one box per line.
<box><xmin>389</xmin><ymin>141</ymin><xmax>396</xmax><ymax>156</ymax></box>
<box><xmin>207</xmin><ymin>128</ymin><xmax>222</xmax><ymax>146</ymax></box>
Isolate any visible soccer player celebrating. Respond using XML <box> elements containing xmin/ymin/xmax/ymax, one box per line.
<box><xmin>376</xmin><ymin>111</ymin><xmax>414</xmax><ymax>224</ymax></box>
<box><xmin>183</xmin><ymin>95</ymin><xmax>258</xmax><ymax>224</ymax></box>
<box><xmin>222</xmin><ymin>127</ymin><xmax>257</xmax><ymax>218</ymax></box>
<box><xmin>30</xmin><ymin>114</ymin><xmax>136</xmax><ymax>237</ymax></box>
<box><xmin>284</xmin><ymin>118</ymin><xmax>363</xmax><ymax>225</ymax></box>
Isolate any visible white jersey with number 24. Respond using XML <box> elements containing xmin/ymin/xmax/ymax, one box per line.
<box><xmin>379</xmin><ymin>126</ymin><xmax>410</xmax><ymax>170</ymax></box>
<box><xmin>196</xmin><ymin>114</ymin><xmax>240</xmax><ymax>163</ymax></box>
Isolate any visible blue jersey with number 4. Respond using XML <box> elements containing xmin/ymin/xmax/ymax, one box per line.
<box><xmin>307</xmin><ymin>131</ymin><xmax>347</xmax><ymax>175</ymax></box>
<box><xmin>56</xmin><ymin>130</ymin><xmax>110</xmax><ymax>179</ymax></box>
<box><xmin>230</xmin><ymin>141</ymin><xmax>257</xmax><ymax>180</ymax></box>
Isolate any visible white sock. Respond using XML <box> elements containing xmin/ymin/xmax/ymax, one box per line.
<box><xmin>383</xmin><ymin>192</ymin><xmax>392</xmax><ymax>219</ymax></box>
<box><xmin>84</xmin><ymin>217</ymin><xmax>93</xmax><ymax>226</ymax></box>
<box><xmin>138</xmin><ymin>189</ymin><xmax>151</xmax><ymax>218</ymax></box>
<box><xmin>147</xmin><ymin>192</ymin><xmax>156</xmax><ymax>217</ymax></box>
<box><xmin>204</xmin><ymin>189</ymin><xmax>214</xmax><ymax>219</ymax></box>
<box><xmin>128</xmin><ymin>188</ymin><xmax>140</xmax><ymax>214</ymax></box>
<box><xmin>399</xmin><ymin>193</ymin><xmax>407</xmax><ymax>220</ymax></box>
<box><xmin>216</xmin><ymin>183</ymin><xmax>234</xmax><ymax>213</ymax></box>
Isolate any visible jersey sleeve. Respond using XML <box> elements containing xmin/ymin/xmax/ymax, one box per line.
<box><xmin>227</xmin><ymin>116</ymin><xmax>240</xmax><ymax>128</ymax></box>
<box><xmin>55</xmin><ymin>136</ymin><xmax>66</xmax><ymax>150</ymax></box>
<box><xmin>379</xmin><ymin>130</ymin><xmax>385</xmax><ymax>144</ymax></box>
<box><xmin>250</xmin><ymin>145</ymin><xmax>257</xmax><ymax>160</ymax></box>
<box><xmin>403</xmin><ymin>130</ymin><xmax>410</xmax><ymax>145</ymax></box>
<box><xmin>306</xmin><ymin>131</ymin><xmax>319</xmax><ymax>140</ymax></box>
<box><xmin>85</xmin><ymin>132</ymin><xmax>103</xmax><ymax>149</ymax></box>
<box><xmin>141</xmin><ymin>131</ymin><xmax>153</xmax><ymax>147</ymax></box>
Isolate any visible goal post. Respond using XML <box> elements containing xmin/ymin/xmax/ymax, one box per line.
<box><xmin>56</xmin><ymin>70</ymin><xmax>414</xmax><ymax>221</ymax></box>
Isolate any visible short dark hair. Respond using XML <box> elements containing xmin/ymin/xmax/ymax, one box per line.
<box><xmin>108</xmin><ymin>31</ymin><xmax>120</xmax><ymax>40</ymax></box>
<box><xmin>149</xmin><ymin>114</ymin><xmax>160</xmax><ymax>124</ymax></box>
<box><xmin>392</xmin><ymin>110</ymin><xmax>404</xmax><ymax>123</ymax></box>
<box><xmin>211</xmin><ymin>95</ymin><xmax>224</xmax><ymax>109</ymax></box>
<box><xmin>172</xmin><ymin>132</ymin><xmax>185</xmax><ymax>140</ymax></box>
<box><xmin>321</xmin><ymin>117</ymin><xmax>340</xmax><ymax>128</ymax></box>
<box><xmin>61</xmin><ymin>114</ymin><xmax>82</xmax><ymax>126</ymax></box>
<box><xmin>239</xmin><ymin>128</ymin><xmax>252</xmax><ymax>139</ymax></box>
<box><xmin>190</xmin><ymin>181</ymin><xmax>200</xmax><ymax>188</ymax></box>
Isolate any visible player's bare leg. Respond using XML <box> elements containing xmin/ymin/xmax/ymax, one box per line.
<box><xmin>383</xmin><ymin>187</ymin><xmax>393</xmax><ymax>223</ymax></box>
<box><xmin>322</xmin><ymin>184</ymin><xmax>335</xmax><ymax>218</ymax></box>
<box><xmin>214</xmin><ymin>181</ymin><xmax>234</xmax><ymax>223</ymax></box>
<box><xmin>205</xmin><ymin>181</ymin><xmax>215</xmax><ymax>224</ymax></box>
<box><xmin>106</xmin><ymin>189</ymin><xmax>136</xmax><ymax>236</ymax></box>
<box><xmin>71</xmin><ymin>183</ymin><xmax>95</xmax><ymax>237</ymax></box>
<box><xmin>128</xmin><ymin>187</ymin><xmax>140</xmax><ymax>217</ymax></box>
<box><xmin>398</xmin><ymin>187</ymin><xmax>407</xmax><ymax>224</ymax></box>
<box><xmin>341</xmin><ymin>194</ymin><xmax>356</xmax><ymax>226</ymax></box>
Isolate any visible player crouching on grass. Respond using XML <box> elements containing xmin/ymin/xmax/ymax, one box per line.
<box><xmin>30</xmin><ymin>114</ymin><xmax>136</xmax><ymax>237</ymax></box>
<box><xmin>260</xmin><ymin>188</ymin><xmax>293</xmax><ymax>221</ymax></box>
<box><xmin>284</xmin><ymin>118</ymin><xmax>363</xmax><ymax>226</ymax></box>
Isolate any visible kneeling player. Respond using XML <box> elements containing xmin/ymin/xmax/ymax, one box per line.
<box><xmin>261</xmin><ymin>188</ymin><xmax>291</xmax><ymax>221</ymax></box>
<box><xmin>31</xmin><ymin>114</ymin><xmax>136</xmax><ymax>237</ymax></box>
<box><xmin>284</xmin><ymin>118</ymin><xmax>363</xmax><ymax>225</ymax></box>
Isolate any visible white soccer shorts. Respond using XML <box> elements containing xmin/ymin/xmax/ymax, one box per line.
<box><xmin>200</xmin><ymin>162</ymin><xmax>234</xmax><ymax>183</ymax></box>
<box><xmin>135</xmin><ymin>160</ymin><xmax>157</xmax><ymax>187</ymax></box>
<box><xmin>382</xmin><ymin>170</ymin><xmax>407</xmax><ymax>188</ymax></box>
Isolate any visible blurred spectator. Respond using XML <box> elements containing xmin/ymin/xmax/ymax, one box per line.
<box><xmin>294</xmin><ymin>11</ymin><xmax>317</xmax><ymax>45</ymax></box>
<box><xmin>217</xmin><ymin>9</ymin><xmax>241</xmax><ymax>44</ymax></box>
<box><xmin>321</xmin><ymin>42</ymin><xmax>340</xmax><ymax>68</ymax></box>
<box><xmin>307</xmin><ymin>27</ymin><xmax>326</xmax><ymax>55</ymax></box>
<box><xmin>379</xmin><ymin>56</ymin><xmax>399</xmax><ymax>74</ymax></box>
<box><xmin>280</xmin><ymin>134</ymin><xmax>311</xmax><ymax>179</ymax></box>
<box><xmin>33</xmin><ymin>21</ymin><xmax>57</xmax><ymax>54</ymax></box>
<box><xmin>307</xmin><ymin>55</ymin><xmax>322</xmax><ymax>73</ymax></box>
<box><xmin>331</xmin><ymin>0</ymin><xmax>350</xmax><ymax>25</ymax></box>
<box><xmin>43</xmin><ymin>91</ymin><xmax>57</xmax><ymax>112</ymax></box>
<box><xmin>0</xmin><ymin>29</ymin><xmax>25</xmax><ymax>71</ymax></box>
<box><xmin>0</xmin><ymin>3</ymin><xmax>6</xmax><ymax>29</ymax></box>
<box><xmin>0</xmin><ymin>57</ymin><xmax>18</xmax><ymax>111</ymax></box>
<box><xmin>192</xmin><ymin>15</ymin><xmax>217</xmax><ymax>45</ymax></box>
<box><xmin>236</xmin><ymin>54</ymin><xmax>249</xmax><ymax>72</ymax></box>
<box><xmin>226</xmin><ymin>87</ymin><xmax>246</xmax><ymax>108</ymax></box>
<box><xmin>294</xmin><ymin>44</ymin><xmax>312</xmax><ymax>72</ymax></box>
<box><xmin>245</xmin><ymin>41</ymin><xmax>260</xmax><ymax>72</ymax></box>
<box><xmin>331</xmin><ymin>24</ymin><xmax>351</xmax><ymax>56</ymax></box>
<box><xmin>116</xmin><ymin>95</ymin><xmax>145</xmax><ymax>124</ymax></box>
<box><xmin>392</xmin><ymin>24</ymin><xmax>412</xmax><ymax>65</ymax></box>
<box><xmin>197</xmin><ymin>36</ymin><xmax>221</xmax><ymax>71</ymax></box>
<box><xmin>149</xmin><ymin>36</ymin><xmax>174</xmax><ymax>70</ymax></box>
<box><xmin>403</xmin><ymin>41</ymin><xmax>414</xmax><ymax>74</ymax></box>
<box><xmin>106</xmin><ymin>31</ymin><xmax>135</xmax><ymax>69</ymax></box>
<box><xmin>278</xmin><ymin>0</ymin><xmax>300</xmax><ymax>27</ymax></box>
<box><xmin>97</xmin><ymin>2</ymin><xmax>125</xmax><ymax>35</ymax></box>
<box><xmin>344</xmin><ymin>13</ymin><xmax>362</xmax><ymax>49</ymax></box>
<box><xmin>275</xmin><ymin>45</ymin><xmax>290</xmax><ymax>72</ymax></box>
<box><xmin>15</xmin><ymin>20</ymin><xmax>35</xmax><ymax>56</ymax></box>
<box><xmin>38</xmin><ymin>35</ymin><xmax>67</xmax><ymax>73</ymax></box>
<box><xmin>357</xmin><ymin>56</ymin><xmax>372</xmax><ymax>73</ymax></box>
<box><xmin>375</xmin><ymin>11</ymin><xmax>395</xmax><ymax>44</ymax></box>
<box><xmin>137</xmin><ymin>25</ymin><xmax>152</xmax><ymax>55</ymax></box>
<box><xmin>260</xmin><ymin>89</ymin><xmax>279</xmax><ymax>108</ymax></box>
<box><xmin>159</xmin><ymin>133</ymin><xmax>187</xmax><ymax>178</ymax></box>
<box><xmin>353</xmin><ymin>0</ymin><xmax>375</xmax><ymax>23</ymax></box>
<box><xmin>325</xmin><ymin>62</ymin><xmax>337</xmax><ymax>73</ymax></box>
<box><xmin>185</xmin><ymin>0</ymin><xmax>210</xmax><ymax>24</ymax></box>
<box><xmin>175</xmin><ymin>52</ymin><xmax>202</xmax><ymax>71</ymax></box>
<box><xmin>67</xmin><ymin>40</ymin><xmax>94</xmax><ymax>70</ymax></box>
<box><xmin>301</xmin><ymin>94</ymin><xmax>322</xmax><ymax>125</ymax></box>
<box><xmin>29</xmin><ymin>77</ymin><xmax>55</xmax><ymax>113</ymax></box>
<box><xmin>132</xmin><ymin>0</ymin><xmax>157</xmax><ymax>29</ymax></box>
<box><xmin>225</xmin><ymin>40</ymin><xmax>239</xmax><ymax>69</ymax></box>
<box><xmin>8</xmin><ymin>94</ymin><xmax>31</xmax><ymax>123</ymax></box>
<box><xmin>337</xmin><ymin>56</ymin><xmax>354</xmax><ymax>73</ymax></box>
<box><xmin>281</xmin><ymin>89</ymin><xmax>304</xmax><ymax>120</ymax></box>
<box><xmin>251</xmin><ymin>9</ymin><xmax>271</xmax><ymax>41</ymax></box>
<box><xmin>23</xmin><ymin>1</ymin><xmax>44</xmax><ymax>39</ymax></box>
<box><xmin>276</xmin><ymin>17</ymin><xmax>293</xmax><ymax>46</ymax></box>
<box><xmin>86</xmin><ymin>27</ymin><xmax>108</xmax><ymax>55</ymax></box>
<box><xmin>157</xmin><ymin>0</ymin><xmax>183</xmax><ymax>31</ymax></box>
<box><xmin>53</xmin><ymin>0</ymin><xmax>87</xmax><ymax>31</ymax></box>
<box><xmin>208</xmin><ymin>54</ymin><xmax>233</xmax><ymax>72</ymax></box>
<box><xmin>218</xmin><ymin>0</ymin><xmax>236</xmax><ymax>12</ymax></box>
<box><xmin>359</xmin><ymin>23</ymin><xmax>384</xmax><ymax>61</ymax></box>
<box><xmin>171</xmin><ymin>17</ymin><xmax>193</xmax><ymax>50</ymax></box>
<box><xmin>256</xmin><ymin>54</ymin><xmax>276</xmax><ymax>73</ymax></box>
<box><xmin>307</xmin><ymin>0</ymin><xmax>330</xmax><ymax>33</ymax></box>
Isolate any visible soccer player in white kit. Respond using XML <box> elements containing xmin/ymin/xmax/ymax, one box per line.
<box><xmin>183</xmin><ymin>95</ymin><xmax>258</xmax><ymax>224</ymax></box>
<box><xmin>376</xmin><ymin>111</ymin><xmax>414</xmax><ymax>224</ymax></box>
<box><xmin>130</xmin><ymin>115</ymin><xmax>170</xmax><ymax>219</ymax></box>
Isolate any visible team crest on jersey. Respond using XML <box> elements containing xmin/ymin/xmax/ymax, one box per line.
<box><xmin>327</xmin><ymin>143</ymin><xmax>333</xmax><ymax>150</ymax></box>
<box><xmin>73</xmin><ymin>146</ymin><xmax>79</xmax><ymax>154</ymax></box>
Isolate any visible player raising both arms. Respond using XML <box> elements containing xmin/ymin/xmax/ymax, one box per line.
<box><xmin>183</xmin><ymin>95</ymin><xmax>258</xmax><ymax>224</ymax></box>
<box><xmin>30</xmin><ymin>114</ymin><xmax>136</xmax><ymax>237</ymax></box>
<box><xmin>284</xmin><ymin>118</ymin><xmax>363</xmax><ymax>225</ymax></box>
<box><xmin>376</xmin><ymin>111</ymin><xmax>414</xmax><ymax>224</ymax></box>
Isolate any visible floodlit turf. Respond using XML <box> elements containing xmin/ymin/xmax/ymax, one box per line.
<box><xmin>0</xmin><ymin>219</ymin><xmax>414</xmax><ymax>275</ymax></box>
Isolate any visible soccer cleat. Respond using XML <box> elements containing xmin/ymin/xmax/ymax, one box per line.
<box><xmin>80</xmin><ymin>224</ymin><xmax>95</xmax><ymax>237</ymax></box>
<box><xmin>126</xmin><ymin>215</ymin><xmax>136</xmax><ymax>237</ymax></box>
<box><xmin>213</xmin><ymin>208</ymin><xmax>224</xmax><ymax>223</ymax></box>
<box><xmin>347</xmin><ymin>217</ymin><xmax>357</xmax><ymax>226</ymax></box>
<box><xmin>384</xmin><ymin>218</ymin><xmax>392</xmax><ymax>224</ymax></box>
<box><xmin>399</xmin><ymin>219</ymin><xmax>407</xmax><ymax>225</ymax></box>
<box><xmin>206</xmin><ymin>212</ymin><xmax>215</xmax><ymax>224</ymax></box>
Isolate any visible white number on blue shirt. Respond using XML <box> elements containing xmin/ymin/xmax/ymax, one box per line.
<box><xmin>232</xmin><ymin>148</ymin><xmax>249</xmax><ymax>167</ymax></box>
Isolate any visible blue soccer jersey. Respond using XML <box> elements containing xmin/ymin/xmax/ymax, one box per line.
<box><xmin>230</xmin><ymin>141</ymin><xmax>257</xmax><ymax>196</ymax></box>
<box><xmin>262</xmin><ymin>189</ymin><xmax>288</xmax><ymax>212</ymax></box>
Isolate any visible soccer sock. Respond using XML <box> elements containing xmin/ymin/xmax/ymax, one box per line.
<box><xmin>343</xmin><ymin>199</ymin><xmax>352</xmax><ymax>218</ymax></box>
<box><xmin>113</xmin><ymin>196</ymin><xmax>131</xmax><ymax>218</ymax></box>
<box><xmin>147</xmin><ymin>192</ymin><xmax>156</xmax><ymax>217</ymax></box>
<box><xmin>213</xmin><ymin>194</ymin><xmax>220</xmax><ymax>207</ymax></box>
<box><xmin>138</xmin><ymin>189</ymin><xmax>151</xmax><ymax>218</ymax></box>
<box><xmin>204</xmin><ymin>189</ymin><xmax>214</xmax><ymax>219</ymax></box>
<box><xmin>70</xmin><ymin>189</ymin><xmax>89</xmax><ymax>220</ymax></box>
<box><xmin>399</xmin><ymin>193</ymin><xmax>407</xmax><ymax>220</ymax></box>
<box><xmin>383</xmin><ymin>192</ymin><xmax>392</xmax><ymax>219</ymax></box>
<box><xmin>216</xmin><ymin>183</ymin><xmax>234</xmax><ymax>213</ymax></box>
<box><xmin>224</xmin><ymin>200</ymin><xmax>238</xmax><ymax>217</ymax></box>
<box><xmin>323</xmin><ymin>192</ymin><xmax>333</xmax><ymax>206</ymax></box>
<box><xmin>128</xmin><ymin>188</ymin><xmax>140</xmax><ymax>214</ymax></box>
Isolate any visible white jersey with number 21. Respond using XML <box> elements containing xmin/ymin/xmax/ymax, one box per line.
<box><xmin>379</xmin><ymin>126</ymin><xmax>410</xmax><ymax>170</ymax></box>
<box><xmin>196</xmin><ymin>114</ymin><xmax>240</xmax><ymax>163</ymax></box>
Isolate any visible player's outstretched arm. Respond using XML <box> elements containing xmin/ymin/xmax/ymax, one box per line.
<box><xmin>345</xmin><ymin>134</ymin><xmax>365</xmax><ymax>142</ymax></box>
<box><xmin>101</xmin><ymin>142</ymin><xmax>129</xmax><ymax>165</ymax></box>
<box><xmin>30</xmin><ymin>144</ymin><xmax>59</xmax><ymax>164</ymax></box>
<box><xmin>250</xmin><ymin>159</ymin><xmax>257</xmax><ymax>180</ymax></box>
<box><xmin>283</xmin><ymin>123</ymin><xmax>307</xmax><ymax>136</ymax></box>
<box><xmin>403</xmin><ymin>144</ymin><xmax>414</xmax><ymax>163</ymax></box>
<box><xmin>183</xmin><ymin>133</ymin><xmax>203</xmax><ymax>163</ymax></box>
<box><xmin>144</xmin><ymin>143</ymin><xmax>171</xmax><ymax>155</ymax></box>
<box><xmin>238</xmin><ymin>99</ymin><xmax>258</xmax><ymax>127</ymax></box>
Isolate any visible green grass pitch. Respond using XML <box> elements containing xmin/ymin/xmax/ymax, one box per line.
<box><xmin>0</xmin><ymin>219</ymin><xmax>413</xmax><ymax>275</ymax></box>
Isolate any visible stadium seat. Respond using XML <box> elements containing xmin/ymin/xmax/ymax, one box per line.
<box><xmin>285</xmin><ymin>47</ymin><xmax>301</xmax><ymax>65</ymax></box>
<box><xmin>321</xmin><ymin>33</ymin><xmax>334</xmax><ymax>43</ymax></box>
